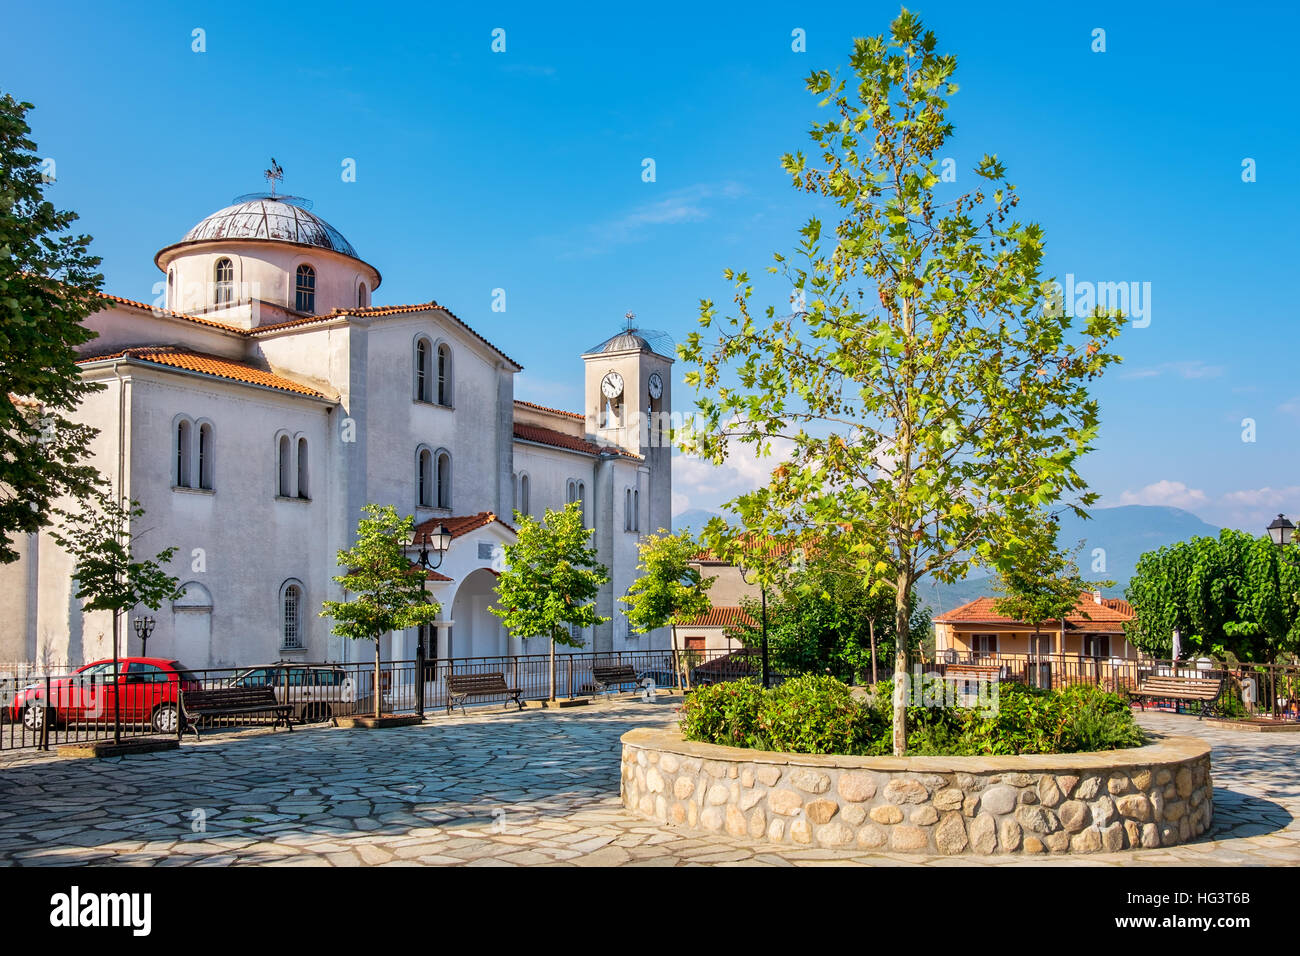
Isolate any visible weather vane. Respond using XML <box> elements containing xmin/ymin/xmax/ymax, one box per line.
<box><xmin>624</xmin><ymin>310</ymin><xmax>636</xmax><ymax>330</ymax></box>
<box><xmin>264</xmin><ymin>158</ymin><xmax>284</xmax><ymax>197</ymax></box>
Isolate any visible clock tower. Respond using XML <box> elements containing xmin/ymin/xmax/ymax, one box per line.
<box><xmin>581</xmin><ymin>320</ymin><xmax>674</xmax><ymax>652</ymax></box>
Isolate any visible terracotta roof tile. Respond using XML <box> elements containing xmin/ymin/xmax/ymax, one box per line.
<box><xmin>514</xmin><ymin>399</ymin><xmax>585</xmax><ymax>421</ymax></box>
<box><xmin>934</xmin><ymin>595</ymin><xmax>1133</xmax><ymax>632</ymax></box>
<box><xmin>251</xmin><ymin>300</ymin><xmax>521</xmax><ymax>369</ymax></box>
<box><xmin>414</xmin><ymin>511</ymin><xmax>517</xmax><ymax>541</ymax></box>
<box><xmin>76</xmin><ymin>347</ymin><xmax>326</xmax><ymax>398</ymax></box>
<box><xmin>514</xmin><ymin>422</ymin><xmax>641</xmax><ymax>459</ymax></box>
<box><xmin>97</xmin><ymin>292</ymin><xmax>248</xmax><ymax>334</ymax></box>
<box><xmin>677</xmin><ymin>606</ymin><xmax>757</xmax><ymax>631</ymax></box>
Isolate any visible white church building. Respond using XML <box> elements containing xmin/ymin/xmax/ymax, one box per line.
<box><xmin>0</xmin><ymin>191</ymin><xmax>674</xmax><ymax>669</ymax></box>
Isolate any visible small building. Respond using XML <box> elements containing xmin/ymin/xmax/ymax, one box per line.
<box><xmin>671</xmin><ymin>606</ymin><xmax>757</xmax><ymax>656</ymax></box>
<box><xmin>933</xmin><ymin>592</ymin><xmax>1139</xmax><ymax>662</ymax></box>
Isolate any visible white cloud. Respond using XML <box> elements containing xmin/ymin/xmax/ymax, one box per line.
<box><xmin>1120</xmin><ymin>360</ymin><xmax>1223</xmax><ymax>381</ymax></box>
<box><xmin>555</xmin><ymin>182</ymin><xmax>747</xmax><ymax>258</ymax></box>
<box><xmin>671</xmin><ymin>434</ymin><xmax>794</xmax><ymax>514</ymax></box>
<box><xmin>1117</xmin><ymin>479</ymin><xmax>1209</xmax><ymax>509</ymax></box>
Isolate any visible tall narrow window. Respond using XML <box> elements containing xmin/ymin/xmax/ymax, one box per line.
<box><xmin>296</xmin><ymin>438</ymin><xmax>309</xmax><ymax>499</ymax></box>
<box><xmin>214</xmin><ymin>258</ymin><xmax>234</xmax><ymax>306</ymax></box>
<box><xmin>282</xmin><ymin>583</ymin><xmax>303</xmax><ymax>649</ymax></box>
<box><xmin>357</xmin><ymin>282</ymin><xmax>368</xmax><ymax>308</ymax></box>
<box><xmin>176</xmin><ymin>420</ymin><xmax>192</xmax><ymax>488</ymax></box>
<box><xmin>197</xmin><ymin>423</ymin><xmax>213</xmax><ymax>490</ymax></box>
<box><xmin>436</xmin><ymin>451</ymin><xmax>451</xmax><ymax>509</ymax></box>
<box><xmin>437</xmin><ymin>344</ymin><xmax>451</xmax><ymax>405</ymax></box>
<box><xmin>519</xmin><ymin>474</ymin><xmax>530</xmax><ymax>517</ymax></box>
<box><xmin>295</xmin><ymin>264</ymin><xmax>316</xmax><ymax>313</ymax></box>
<box><xmin>624</xmin><ymin>489</ymin><xmax>632</xmax><ymax>531</ymax></box>
<box><xmin>633</xmin><ymin>489</ymin><xmax>640</xmax><ymax>532</ymax></box>
<box><xmin>415</xmin><ymin>339</ymin><xmax>431</xmax><ymax>402</ymax></box>
<box><xmin>278</xmin><ymin>435</ymin><xmax>292</xmax><ymax>497</ymax></box>
<box><xmin>418</xmin><ymin>448</ymin><xmax>433</xmax><ymax>507</ymax></box>
<box><xmin>577</xmin><ymin>481</ymin><xmax>586</xmax><ymax>526</ymax></box>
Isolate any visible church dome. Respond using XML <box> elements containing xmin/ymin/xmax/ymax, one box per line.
<box><xmin>175</xmin><ymin>196</ymin><xmax>358</xmax><ymax>259</ymax></box>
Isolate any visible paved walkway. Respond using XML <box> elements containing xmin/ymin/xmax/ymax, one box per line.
<box><xmin>0</xmin><ymin>701</ymin><xmax>1295</xmax><ymax>866</ymax></box>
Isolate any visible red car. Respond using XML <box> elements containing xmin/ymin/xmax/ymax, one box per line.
<box><xmin>10</xmin><ymin>658</ymin><xmax>200</xmax><ymax>734</ymax></box>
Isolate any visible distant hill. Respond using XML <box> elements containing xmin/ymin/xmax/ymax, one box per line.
<box><xmin>673</xmin><ymin>504</ymin><xmax>1221</xmax><ymax>615</ymax></box>
<box><xmin>673</xmin><ymin>509</ymin><xmax>736</xmax><ymax>537</ymax></box>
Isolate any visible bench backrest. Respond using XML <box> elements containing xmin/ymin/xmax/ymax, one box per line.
<box><xmin>946</xmin><ymin>665</ymin><xmax>1001</xmax><ymax>680</ymax></box>
<box><xmin>449</xmin><ymin>672</ymin><xmax>509</xmax><ymax>693</ymax></box>
<box><xmin>182</xmin><ymin>686</ymin><xmax>280</xmax><ymax>710</ymax></box>
<box><xmin>1137</xmin><ymin>675</ymin><xmax>1223</xmax><ymax>697</ymax></box>
<box><xmin>593</xmin><ymin>666</ymin><xmax>639</xmax><ymax>682</ymax></box>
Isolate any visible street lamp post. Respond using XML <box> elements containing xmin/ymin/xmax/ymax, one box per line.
<box><xmin>411</xmin><ymin>525</ymin><xmax>452</xmax><ymax>718</ymax></box>
<box><xmin>1267</xmin><ymin>514</ymin><xmax>1294</xmax><ymax>548</ymax></box>
<box><xmin>132</xmin><ymin>615</ymin><xmax>155</xmax><ymax>657</ymax></box>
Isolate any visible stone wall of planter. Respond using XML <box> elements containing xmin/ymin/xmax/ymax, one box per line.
<box><xmin>620</xmin><ymin>729</ymin><xmax>1212</xmax><ymax>855</ymax></box>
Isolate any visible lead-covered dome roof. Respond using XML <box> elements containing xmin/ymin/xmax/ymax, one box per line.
<box><xmin>178</xmin><ymin>195</ymin><xmax>358</xmax><ymax>259</ymax></box>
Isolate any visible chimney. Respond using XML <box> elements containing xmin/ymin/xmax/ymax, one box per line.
<box><xmin>1093</xmin><ymin>590</ymin><xmax>1102</xmax><ymax>605</ymax></box>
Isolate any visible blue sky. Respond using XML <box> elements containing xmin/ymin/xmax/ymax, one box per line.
<box><xmin>5</xmin><ymin>0</ymin><xmax>1298</xmax><ymax>531</ymax></box>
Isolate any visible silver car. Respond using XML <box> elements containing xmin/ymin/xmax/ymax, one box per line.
<box><xmin>230</xmin><ymin>664</ymin><xmax>357</xmax><ymax>723</ymax></box>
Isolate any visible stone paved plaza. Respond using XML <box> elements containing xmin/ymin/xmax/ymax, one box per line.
<box><xmin>0</xmin><ymin>700</ymin><xmax>1295</xmax><ymax>866</ymax></box>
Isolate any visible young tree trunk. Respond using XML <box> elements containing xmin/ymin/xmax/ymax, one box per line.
<box><xmin>373</xmin><ymin>636</ymin><xmax>382</xmax><ymax>719</ymax></box>
<box><xmin>549</xmin><ymin>633</ymin><xmax>557</xmax><ymax>702</ymax></box>
<box><xmin>891</xmin><ymin>573</ymin><xmax>912</xmax><ymax>756</ymax></box>
<box><xmin>869</xmin><ymin>617</ymin><xmax>878</xmax><ymax>685</ymax></box>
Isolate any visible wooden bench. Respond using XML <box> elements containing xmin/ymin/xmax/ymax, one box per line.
<box><xmin>943</xmin><ymin>663</ymin><xmax>1002</xmax><ymax>682</ymax></box>
<box><xmin>592</xmin><ymin>665</ymin><xmax>641</xmax><ymax>699</ymax></box>
<box><xmin>1131</xmin><ymin>672</ymin><xmax>1225</xmax><ymax>719</ymax></box>
<box><xmin>447</xmin><ymin>672</ymin><xmax>523</xmax><ymax>715</ymax></box>
<box><xmin>179</xmin><ymin>687</ymin><xmax>294</xmax><ymax>739</ymax></box>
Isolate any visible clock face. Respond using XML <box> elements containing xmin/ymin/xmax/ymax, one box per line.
<box><xmin>601</xmin><ymin>371</ymin><xmax>624</xmax><ymax>399</ymax></box>
<box><xmin>648</xmin><ymin>372</ymin><xmax>663</xmax><ymax>399</ymax></box>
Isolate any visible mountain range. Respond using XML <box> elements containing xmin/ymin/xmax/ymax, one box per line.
<box><xmin>672</xmin><ymin>504</ymin><xmax>1222</xmax><ymax>615</ymax></box>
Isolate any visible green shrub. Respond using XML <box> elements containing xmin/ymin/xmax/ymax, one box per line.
<box><xmin>679</xmin><ymin>679</ymin><xmax>766</xmax><ymax>748</ymax></box>
<box><xmin>678</xmin><ymin>675</ymin><xmax>1145</xmax><ymax>756</ymax></box>
<box><xmin>755</xmin><ymin>673</ymin><xmax>882</xmax><ymax>754</ymax></box>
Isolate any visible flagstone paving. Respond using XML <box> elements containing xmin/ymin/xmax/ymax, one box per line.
<box><xmin>0</xmin><ymin>700</ymin><xmax>1294</xmax><ymax>866</ymax></box>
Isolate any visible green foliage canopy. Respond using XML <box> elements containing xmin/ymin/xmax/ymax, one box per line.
<box><xmin>676</xmin><ymin>10</ymin><xmax>1125</xmax><ymax>753</ymax></box>
<box><xmin>1125</xmin><ymin>530</ymin><xmax>1300</xmax><ymax>662</ymax></box>
<box><xmin>621</xmin><ymin>530</ymin><xmax>714</xmax><ymax>634</ymax></box>
<box><xmin>320</xmin><ymin>504</ymin><xmax>442</xmax><ymax>643</ymax></box>
<box><xmin>491</xmin><ymin>501</ymin><xmax>609</xmax><ymax>646</ymax></box>
<box><xmin>0</xmin><ymin>93</ymin><xmax>105</xmax><ymax>563</ymax></box>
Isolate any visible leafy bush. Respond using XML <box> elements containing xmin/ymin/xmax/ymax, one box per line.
<box><xmin>679</xmin><ymin>679</ymin><xmax>766</xmax><ymax>748</ymax></box>
<box><xmin>680</xmin><ymin>675</ymin><xmax>1144</xmax><ymax>756</ymax></box>
<box><xmin>755</xmin><ymin>674</ymin><xmax>883</xmax><ymax>754</ymax></box>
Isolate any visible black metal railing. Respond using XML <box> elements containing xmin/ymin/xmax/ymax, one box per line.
<box><xmin>0</xmin><ymin>648</ymin><xmax>742</xmax><ymax>751</ymax></box>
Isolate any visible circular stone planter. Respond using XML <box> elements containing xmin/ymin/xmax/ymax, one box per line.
<box><xmin>620</xmin><ymin>729</ymin><xmax>1212</xmax><ymax>855</ymax></box>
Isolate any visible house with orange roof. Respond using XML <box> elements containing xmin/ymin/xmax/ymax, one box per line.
<box><xmin>0</xmin><ymin>185</ymin><xmax>673</xmax><ymax>667</ymax></box>
<box><xmin>932</xmin><ymin>591</ymin><xmax>1140</xmax><ymax>664</ymax></box>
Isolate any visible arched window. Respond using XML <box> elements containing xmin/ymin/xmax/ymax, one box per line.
<box><xmin>295</xmin><ymin>264</ymin><xmax>316</xmax><ymax>314</ymax></box>
<box><xmin>167</xmin><ymin>268</ymin><xmax>175</xmax><ymax>308</ymax></box>
<box><xmin>577</xmin><ymin>481</ymin><xmax>586</xmax><ymax>526</ymax></box>
<box><xmin>414</xmin><ymin>338</ymin><xmax>432</xmax><ymax>402</ymax></box>
<box><xmin>176</xmin><ymin>419</ymin><xmax>192</xmax><ymax>488</ymax></box>
<box><xmin>357</xmin><ymin>282</ymin><xmax>368</xmax><ymax>308</ymax></box>
<box><xmin>280</xmin><ymin>580</ymin><xmax>304</xmax><ymax>649</ymax></box>
<box><xmin>417</xmin><ymin>448</ymin><xmax>433</xmax><ymax>507</ymax></box>
<box><xmin>277</xmin><ymin>434</ymin><xmax>292</xmax><ymax>497</ymax></box>
<box><xmin>296</xmin><ymin>437</ymin><xmax>309</xmax><ymax>499</ymax></box>
<box><xmin>634</xmin><ymin>490</ymin><xmax>640</xmax><ymax>532</ymax></box>
<box><xmin>197</xmin><ymin>423</ymin><xmax>214</xmax><ymax>490</ymax></box>
<box><xmin>624</xmin><ymin>489</ymin><xmax>632</xmax><ymax>531</ymax></box>
<box><xmin>214</xmin><ymin>258</ymin><xmax>234</xmax><ymax>306</ymax></box>
<box><xmin>519</xmin><ymin>473</ymin><xmax>530</xmax><ymax>517</ymax></box>
<box><xmin>437</xmin><ymin>344</ymin><xmax>451</xmax><ymax>405</ymax></box>
<box><xmin>435</xmin><ymin>450</ymin><xmax>451</xmax><ymax>509</ymax></box>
